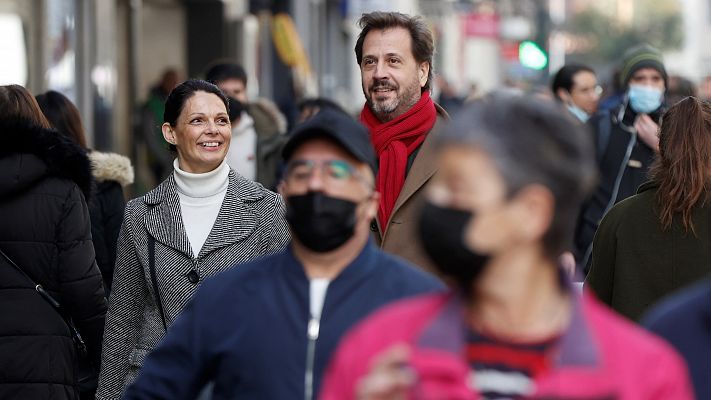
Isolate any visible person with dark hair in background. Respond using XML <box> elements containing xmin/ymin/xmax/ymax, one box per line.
<box><xmin>320</xmin><ymin>93</ymin><xmax>693</xmax><ymax>400</ymax></box>
<box><xmin>551</xmin><ymin>64</ymin><xmax>601</xmax><ymax>123</ymax></box>
<box><xmin>574</xmin><ymin>44</ymin><xmax>668</xmax><ymax>272</ymax></box>
<box><xmin>142</xmin><ymin>68</ymin><xmax>181</xmax><ymax>186</ymax></box>
<box><xmin>122</xmin><ymin>108</ymin><xmax>442</xmax><ymax>400</ymax></box>
<box><xmin>0</xmin><ymin>84</ymin><xmax>107</xmax><ymax>400</ymax></box>
<box><xmin>587</xmin><ymin>97</ymin><xmax>711</xmax><ymax>321</ymax></box>
<box><xmin>36</xmin><ymin>90</ymin><xmax>134</xmax><ymax>294</ymax></box>
<box><xmin>355</xmin><ymin>11</ymin><xmax>449</xmax><ymax>274</ymax></box>
<box><xmin>205</xmin><ymin>61</ymin><xmax>287</xmax><ymax>188</ymax></box>
<box><xmin>666</xmin><ymin>75</ymin><xmax>697</xmax><ymax>106</ymax></box>
<box><xmin>296</xmin><ymin>97</ymin><xmax>347</xmax><ymax>124</ymax></box>
<box><xmin>95</xmin><ymin>79</ymin><xmax>289</xmax><ymax>400</ymax></box>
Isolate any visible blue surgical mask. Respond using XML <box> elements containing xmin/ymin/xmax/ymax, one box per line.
<box><xmin>567</xmin><ymin>103</ymin><xmax>590</xmax><ymax>123</ymax></box>
<box><xmin>628</xmin><ymin>85</ymin><xmax>664</xmax><ymax>114</ymax></box>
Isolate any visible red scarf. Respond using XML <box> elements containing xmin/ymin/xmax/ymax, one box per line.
<box><xmin>360</xmin><ymin>91</ymin><xmax>437</xmax><ymax>230</ymax></box>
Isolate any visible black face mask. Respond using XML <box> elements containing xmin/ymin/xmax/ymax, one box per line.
<box><xmin>286</xmin><ymin>192</ymin><xmax>358</xmax><ymax>252</ymax></box>
<box><xmin>418</xmin><ymin>201</ymin><xmax>490</xmax><ymax>291</ymax></box>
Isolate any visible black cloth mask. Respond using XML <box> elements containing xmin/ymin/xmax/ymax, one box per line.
<box><xmin>419</xmin><ymin>201</ymin><xmax>490</xmax><ymax>291</ymax></box>
<box><xmin>286</xmin><ymin>192</ymin><xmax>358</xmax><ymax>252</ymax></box>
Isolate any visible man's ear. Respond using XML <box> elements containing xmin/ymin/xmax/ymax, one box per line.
<box><xmin>419</xmin><ymin>62</ymin><xmax>430</xmax><ymax>88</ymax></box>
<box><xmin>556</xmin><ymin>88</ymin><xmax>571</xmax><ymax>104</ymax></box>
<box><xmin>161</xmin><ymin>123</ymin><xmax>175</xmax><ymax>144</ymax></box>
<box><xmin>367</xmin><ymin>191</ymin><xmax>381</xmax><ymax>220</ymax></box>
<box><xmin>277</xmin><ymin>181</ymin><xmax>286</xmax><ymax>197</ymax></box>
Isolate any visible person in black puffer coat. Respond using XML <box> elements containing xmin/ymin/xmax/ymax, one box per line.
<box><xmin>0</xmin><ymin>84</ymin><xmax>107</xmax><ymax>400</ymax></box>
<box><xmin>37</xmin><ymin>90</ymin><xmax>135</xmax><ymax>294</ymax></box>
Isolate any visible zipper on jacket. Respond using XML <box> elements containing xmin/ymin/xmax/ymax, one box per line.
<box><xmin>304</xmin><ymin>316</ymin><xmax>320</xmax><ymax>400</ymax></box>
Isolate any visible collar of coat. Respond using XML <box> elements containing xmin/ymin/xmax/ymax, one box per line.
<box><xmin>142</xmin><ymin>170</ymin><xmax>270</xmax><ymax>258</ymax></box>
<box><xmin>0</xmin><ymin>118</ymin><xmax>92</xmax><ymax>199</ymax></box>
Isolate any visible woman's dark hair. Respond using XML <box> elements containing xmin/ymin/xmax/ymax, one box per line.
<box><xmin>163</xmin><ymin>79</ymin><xmax>229</xmax><ymax>152</ymax></box>
<box><xmin>551</xmin><ymin>64</ymin><xmax>595</xmax><ymax>101</ymax></box>
<box><xmin>36</xmin><ymin>90</ymin><xmax>88</xmax><ymax>149</ymax></box>
<box><xmin>355</xmin><ymin>11</ymin><xmax>435</xmax><ymax>92</ymax></box>
<box><xmin>650</xmin><ymin>96</ymin><xmax>711</xmax><ymax>234</ymax></box>
<box><xmin>0</xmin><ymin>84</ymin><xmax>52</xmax><ymax>129</ymax></box>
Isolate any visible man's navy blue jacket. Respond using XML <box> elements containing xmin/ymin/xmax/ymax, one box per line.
<box><xmin>643</xmin><ymin>279</ymin><xmax>711</xmax><ymax>400</ymax></box>
<box><xmin>124</xmin><ymin>240</ymin><xmax>443</xmax><ymax>399</ymax></box>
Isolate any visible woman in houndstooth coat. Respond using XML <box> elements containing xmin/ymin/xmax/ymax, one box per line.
<box><xmin>95</xmin><ymin>80</ymin><xmax>289</xmax><ymax>399</ymax></box>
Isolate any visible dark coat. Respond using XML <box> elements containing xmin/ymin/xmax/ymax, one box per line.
<box><xmin>87</xmin><ymin>151</ymin><xmax>134</xmax><ymax>293</ymax></box>
<box><xmin>0</xmin><ymin>119</ymin><xmax>107</xmax><ymax>399</ymax></box>
<box><xmin>586</xmin><ymin>181</ymin><xmax>711</xmax><ymax>321</ymax></box>
<box><xmin>643</xmin><ymin>279</ymin><xmax>711</xmax><ymax>400</ymax></box>
<box><xmin>123</xmin><ymin>241</ymin><xmax>443</xmax><ymax>400</ymax></box>
<box><xmin>574</xmin><ymin>103</ymin><xmax>660</xmax><ymax>271</ymax></box>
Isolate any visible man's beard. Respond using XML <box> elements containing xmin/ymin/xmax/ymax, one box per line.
<box><xmin>365</xmin><ymin>79</ymin><xmax>421</xmax><ymax>122</ymax></box>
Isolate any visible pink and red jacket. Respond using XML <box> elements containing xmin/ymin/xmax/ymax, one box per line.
<box><xmin>320</xmin><ymin>291</ymin><xmax>693</xmax><ymax>400</ymax></box>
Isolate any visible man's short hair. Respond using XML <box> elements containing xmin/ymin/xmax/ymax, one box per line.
<box><xmin>439</xmin><ymin>92</ymin><xmax>597</xmax><ymax>257</ymax></box>
<box><xmin>204</xmin><ymin>62</ymin><xmax>248</xmax><ymax>86</ymax></box>
<box><xmin>355</xmin><ymin>11</ymin><xmax>435</xmax><ymax>92</ymax></box>
<box><xmin>551</xmin><ymin>64</ymin><xmax>595</xmax><ymax>101</ymax></box>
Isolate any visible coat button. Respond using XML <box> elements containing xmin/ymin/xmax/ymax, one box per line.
<box><xmin>370</xmin><ymin>220</ymin><xmax>378</xmax><ymax>232</ymax></box>
<box><xmin>186</xmin><ymin>270</ymin><xmax>199</xmax><ymax>284</ymax></box>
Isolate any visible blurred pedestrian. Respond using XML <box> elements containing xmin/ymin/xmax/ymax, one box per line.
<box><xmin>122</xmin><ymin>108</ymin><xmax>442</xmax><ymax>400</ymax></box>
<box><xmin>205</xmin><ymin>62</ymin><xmax>287</xmax><ymax>188</ymax></box>
<box><xmin>355</xmin><ymin>11</ymin><xmax>449</xmax><ymax>274</ymax></box>
<box><xmin>296</xmin><ymin>97</ymin><xmax>347</xmax><ymax>124</ymax></box>
<box><xmin>643</xmin><ymin>277</ymin><xmax>711</xmax><ymax>399</ymax></box>
<box><xmin>36</xmin><ymin>90</ymin><xmax>134</xmax><ymax>295</ymax></box>
<box><xmin>142</xmin><ymin>68</ymin><xmax>180</xmax><ymax>186</ymax></box>
<box><xmin>95</xmin><ymin>79</ymin><xmax>289</xmax><ymax>399</ymax></box>
<box><xmin>0</xmin><ymin>84</ymin><xmax>107</xmax><ymax>399</ymax></box>
<box><xmin>666</xmin><ymin>74</ymin><xmax>697</xmax><ymax>106</ymax></box>
<box><xmin>700</xmin><ymin>75</ymin><xmax>711</xmax><ymax>101</ymax></box>
<box><xmin>435</xmin><ymin>75</ymin><xmax>464</xmax><ymax>115</ymax></box>
<box><xmin>587</xmin><ymin>97</ymin><xmax>711</xmax><ymax>321</ymax></box>
<box><xmin>574</xmin><ymin>44</ymin><xmax>668</xmax><ymax>272</ymax></box>
<box><xmin>551</xmin><ymin>64</ymin><xmax>601</xmax><ymax>123</ymax></box>
<box><xmin>320</xmin><ymin>93</ymin><xmax>693</xmax><ymax>400</ymax></box>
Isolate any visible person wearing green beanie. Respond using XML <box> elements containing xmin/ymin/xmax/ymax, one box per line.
<box><xmin>573</xmin><ymin>43</ymin><xmax>667</xmax><ymax>274</ymax></box>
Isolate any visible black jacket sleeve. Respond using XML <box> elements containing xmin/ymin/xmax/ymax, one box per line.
<box><xmin>58</xmin><ymin>184</ymin><xmax>108</xmax><ymax>367</ymax></box>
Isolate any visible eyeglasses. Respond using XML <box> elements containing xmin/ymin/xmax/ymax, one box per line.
<box><xmin>284</xmin><ymin>159</ymin><xmax>367</xmax><ymax>188</ymax></box>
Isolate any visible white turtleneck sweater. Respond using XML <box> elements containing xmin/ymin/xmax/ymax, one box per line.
<box><xmin>173</xmin><ymin>159</ymin><xmax>229</xmax><ymax>257</ymax></box>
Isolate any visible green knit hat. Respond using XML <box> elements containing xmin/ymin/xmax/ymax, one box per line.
<box><xmin>619</xmin><ymin>44</ymin><xmax>667</xmax><ymax>88</ymax></box>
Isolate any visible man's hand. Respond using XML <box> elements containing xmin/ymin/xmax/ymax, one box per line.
<box><xmin>356</xmin><ymin>344</ymin><xmax>414</xmax><ymax>400</ymax></box>
<box><xmin>634</xmin><ymin>114</ymin><xmax>660</xmax><ymax>151</ymax></box>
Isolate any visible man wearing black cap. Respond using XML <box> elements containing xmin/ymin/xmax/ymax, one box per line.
<box><xmin>574</xmin><ymin>44</ymin><xmax>668</xmax><ymax>272</ymax></box>
<box><xmin>122</xmin><ymin>109</ymin><xmax>442</xmax><ymax>400</ymax></box>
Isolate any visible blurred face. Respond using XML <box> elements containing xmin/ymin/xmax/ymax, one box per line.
<box><xmin>360</xmin><ymin>27</ymin><xmax>429</xmax><ymax>122</ymax></box>
<box><xmin>279</xmin><ymin>138</ymin><xmax>378</xmax><ymax>231</ymax></box>
<box><xmin>568</xmin><ymin>71</ymin><xmax>601</xmax><ymax>115</ymax></box>
<box><xmin>629</xmin><ymin>67</ymin><xmax>665</xmax><ymax>91</ymax></box>
<box><xmin>162</xmin><ymin>91</ymin><xmax>231</xmax><ymax>173</ymax></box>
<box><xmin>218</xmin><ymin>78</ymin><xmax>248</xmax><ymax>103</ymax></box>
<box><xmin>427</xmin><ymin>146</ymin><xmax>553</xmax><ymax>257</ymax></box>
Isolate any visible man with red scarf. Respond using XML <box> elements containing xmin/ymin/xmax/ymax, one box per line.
<box><xmin>356</xmin><ymin>11</ymin><xmax>449</xmax><ymax>273</ymax></box>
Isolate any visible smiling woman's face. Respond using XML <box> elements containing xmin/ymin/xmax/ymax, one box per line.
<box><xmin>163</xmin><ymin>91</ymin><xmax>231</xmax><ymax>173</ymax></box>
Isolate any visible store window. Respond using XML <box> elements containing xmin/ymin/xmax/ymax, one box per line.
<box><xmin>0</xmin><ymin>13</ymin><xmax>27</xmax><ymax>85</ymax></box>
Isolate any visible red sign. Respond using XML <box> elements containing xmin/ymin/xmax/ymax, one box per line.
<box><xmin>463</xmin><ymin>13</ymin><xmax>500</xmax><ymax>38</ymax></box>
<box><xmin>501</xmin><ymin>41</ymin><xmax>519</xmax><ymax>61</ymax></box>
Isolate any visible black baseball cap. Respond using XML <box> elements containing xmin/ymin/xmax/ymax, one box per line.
<box><xmin>282</xmin><ymin>108</ymin><xmax>377</xmax><ymax>174</ymax></box>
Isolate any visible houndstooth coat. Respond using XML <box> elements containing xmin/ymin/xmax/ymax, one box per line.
<box><xmin>95</xmin><ymin>170</ymin><xmax>289</xmax><ymax>399</ymax></box>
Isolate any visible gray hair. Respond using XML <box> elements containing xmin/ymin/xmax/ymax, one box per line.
<box><xmin>439</xmin><ymin>92</ymin><xmax>598</xmax><ymax>256</ymax></box>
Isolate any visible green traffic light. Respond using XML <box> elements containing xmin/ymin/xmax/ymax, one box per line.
<box><xmin>519</xmin><ymin>41</ymin><xmax>548</xmax><ymax>70</ymax></box>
